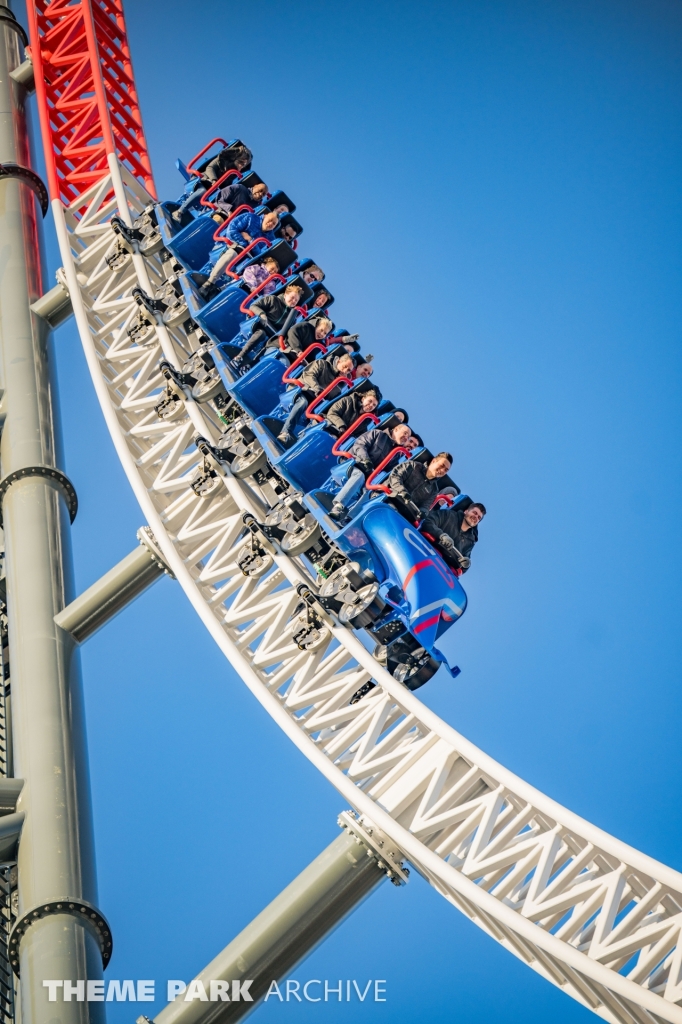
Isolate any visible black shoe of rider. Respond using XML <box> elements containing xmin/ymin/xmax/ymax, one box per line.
<box><xmin>350</xmin><ymin>681</ymin><xmax>377</xmax><ymax>705</ymax></box>
<box><xmin>329</xmin><ymin>502</ymin><xmax>348</xmax><ymax>523</ymax></box>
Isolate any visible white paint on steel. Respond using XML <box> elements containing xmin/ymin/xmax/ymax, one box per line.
<box><xmin>53</xmin><ymin>161</ymin><xmax>682</xmax><ymax>1024</ymax></box>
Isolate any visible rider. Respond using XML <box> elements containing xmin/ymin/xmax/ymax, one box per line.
<box><xmin>209</xmin><ymin>179</ymin><xmax>269</xmax><ymax>218</ymax></box>
<box><xmin>175</xmin><ymin>179</ymin><xmax>268</xmax><ymax>225</ymax></box>
<box><xmin>386</xmin><ymin>452</ymin><xmax>454</xmax><ymax>518</ymax></box>
<box><xmin>419</xmin><ymin>502</ymin><xmax>486</xmax><ymax>574</ymax></box>
<box><xmin>324</xmin><ymin>386</ymin><xmax>380</xmax><ymax>435</ymax></box>
<box><xmin>285</xmin><ymin>315</ymin><xmax>334</xmax><ymax>356</ymax></box>
<box><xmin>277</xmin><ymin>351</ymin><xmax>358</xmax><ymax>444</ymax></box>
<box><xmin>309</xmin><ymin>286</ymin><xmax>333</xmax><ymax>310</ymax></box>
<box><xmin>226</xmin><ymin>208</ymin><xmax>281</xmax><ymax>252</ymax></box>
<box><xmin>201</xmin><ymin>141</ymin><xmax>253</xmax><ymax>183</ymax></box>
<box><xmin>172</xmin><ymin>142</ymin><xmax>253</xmax><ymax>222</ymax></box>
<box><xmin>233</xmin><ymin>281</ymin><xmax>305</xmax><ymax>370</ymax></box>
<box><xmin>301</xmin><ymin>264</ymin><xmax>325</xmax><ymax>285</ymax></box>
<box><xmin>201</xmin><ymin>209</ymin><xmax>281</xmax><ymax>292</ymax></box>
<box><xmin>241</xmin><ymin>254</ymin><xmax>281</xmax><ymax>295</ymax></box>
<box><xmin>330</xmin><ymin>422</ymin><xmax>416</xmax><ymax>523</ymax></box>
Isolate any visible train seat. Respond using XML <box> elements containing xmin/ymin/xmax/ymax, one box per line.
<box><xmin>262</xmin><ymin>190</ymin><xmax>296</xmax><ymax>214</ymax></box>
<box><xmin>307</xmin><ymin>283</ymin><xmax>334</xmax><ymax>310</ymax></box>
<box><xmin>160</xmin><ymin>210</ymin><xmax>218</xmax><ymax>272</ymax></box>
<box><xmin>276</xmin><ymin>213</ymin><xmax>303</xmax><ymax>243</ymax></box>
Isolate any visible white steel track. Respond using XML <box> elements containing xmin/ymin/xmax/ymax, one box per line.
<box><xmin>53</xmin><ymin>158</ymin><xmax>682</xmax><ymax>1024</ymax></box>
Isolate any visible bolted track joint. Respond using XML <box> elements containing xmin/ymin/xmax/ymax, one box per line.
<box><xmin>9</xmin><ymin>898</ymin><xmax>113</xmax><ymax>976</ymax></box>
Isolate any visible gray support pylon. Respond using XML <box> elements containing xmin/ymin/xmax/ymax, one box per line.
<box><xmin>30</xmin><ymin>273</ymin><xmax>72</xmax><ymax>329</ymax></box>
<box><xmin>0</xmin><ymin>778</ymin><xmax>22</xmax><ymax>813</ymax></box>
<box><xmin>8</xmin><ymin>58</ymin><xmax>33</xmax><ymax>91</ymax></box>
<box><xmin>55</xmin><ymin>532</ymin><xmax>170</xmax><ymax>644</ymax></box>
<box><xmin>152</xmin><ymin>826</ymin><xmax>394</xmax><ymax>1024</ymax></box>
<box><xmin>0</xmin><ymin>9</ymin><xmax>105</xmax><ymax>1024</ymax></box>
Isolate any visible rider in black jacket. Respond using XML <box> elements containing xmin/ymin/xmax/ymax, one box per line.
<box><xmin>329</xmin><ymin>423</ymin><xmax>416</xmax><ymax>522</ymax></box>
<box><xmin>420</xmin><ymin>503</ymin><xmax>486</xmax><ymax>573</ymax></box>
<box><xmin>324</xmin><ymin>388</ymin><xmax>380</xmax><ymax>435</ymax></box>
<box><xmin>233</xmin><ymin>283</ymin><xmax>305</xmax><ymax>370</ymax></box>
<box><xmin>285</xmin><ymin>316</ymin><xmax>333</xmax><ymax>356</ymax></box>
<box><xmin>387</xmin><ymin>452</ymin><xmax>453</xmax><ymax>517</ymax></box>
<box><xmin>278</xmin><ymin>356</ymin><xmax>374</xmax><ymax>443</ymax></box>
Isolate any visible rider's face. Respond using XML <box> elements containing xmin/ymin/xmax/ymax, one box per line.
<box><xmin>429</xmin><ymin>457</ymin><xmax>451</xmax><ymax>478</ymax></box>
<box><xmin>393</xmin><ymin>425</ymin><xmax>411</xmax><ymax>446</ymax></box>
<box><xmin>464</xmin><ymin>506</ymin><xmax>484</xmax><ymax>527</ymax></box>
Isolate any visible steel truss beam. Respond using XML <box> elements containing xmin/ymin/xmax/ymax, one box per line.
<box><xmin>25</xmin><ymin>0</ymin><xmax>154</xmax><ymax>206</ymax></box>
<box><xmin>47</xmin><ymin>158</ymin><xmax>682</xmax><ymax>1024</ymax></box>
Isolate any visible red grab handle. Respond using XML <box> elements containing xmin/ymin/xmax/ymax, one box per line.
<box><xmin>223</xmin><ymin>237</ymin><xmax>272</xmax><ymax>279</ymax></box>
<box><xmin>239</xmin><ymin>274</ymin><xmax>287</xmax><ymax>314</ymax></box>
<box><xmin>200</xmin><ymin>169</ymin><xmax>241</xmax><ymax>209</ymax></box>
<box><xmin>281</xmin><ymin>343</ymin><xmax>328</xmax><ymax>386</ymax></box>
<box><xmin>187</xmin><ymin>137</ymin><xmax>228</xmax><ymax>176</ymax></box>
<box><xmin>331</xmin><ymin>414</ymin><xmax>380</xmax><ymax>458</ymax></box>
<box><xmin>305</xmin><ymin>377</ymin><xmax>353</xmax><ymax>423</ymax></box>
<box><xmin>365</xmin><ymin>448</ymin><xmax>413</xmax><ymax>494</ymax></box>
<box><xmin>212</xmin><ymin>204</ymin><xmax>255</xmax><ymax>243</ymax></box>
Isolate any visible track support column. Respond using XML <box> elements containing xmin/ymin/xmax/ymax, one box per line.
<box><xmin>150</xmin><ymin>818</ymin><xmax>406</xmax><ymax>1024</ymax></box>
<box><xmin>0</xmin><ymin>7</ymin><xmax>105</xmax><ymax>1024</ymax></box>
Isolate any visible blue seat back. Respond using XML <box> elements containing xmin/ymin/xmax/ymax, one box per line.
<box><xmin>176</xmin><ymin>158</ymin><xmax>192</xmax><ymax>182</ymax></box>
<box><xmin>194</xmin><ymin>284</ymin><xmax>247</xmax><ymax>344</ymax></box>
<box><xmin>222</xmin><ymin>352</ymin><xmax>288</xmax><ymax>419</ymax></box>
<box><xmin>166</xmin><ymin>214</ymin><xmax>219</xmax><ymax>272</ymax></box>
<box><xmin>274</xmin><ymin>425</ymin><xmax>337</xmax><ymax>493</ymax></box>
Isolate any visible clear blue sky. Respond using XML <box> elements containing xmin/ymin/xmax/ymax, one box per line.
<box><xmin>27</xmin><ymin>0</ymin><xmax>682</xmax><ymax>1021</ymax></box>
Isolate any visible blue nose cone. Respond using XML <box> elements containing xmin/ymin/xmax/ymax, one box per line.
<box><xmin>362</xmin><ymin>505</ymin><xmax>467</xmax><ymax>651</ymax></box>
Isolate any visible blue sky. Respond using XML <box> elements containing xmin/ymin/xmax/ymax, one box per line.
<box><xmin>24</xmin><ymin>0</ymin><xmax>682</xmax><ymax>1021</ymax></box>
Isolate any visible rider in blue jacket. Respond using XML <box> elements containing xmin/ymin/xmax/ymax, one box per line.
<box><xmin>201</xmin><ymin>210</ymin><xmax>280</xmax><ymax>290</ymax></box>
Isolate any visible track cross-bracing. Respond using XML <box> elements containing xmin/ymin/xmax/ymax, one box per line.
<box><xmin>46</xmin><ymin>152</ymin><xmax>682</xmax><ymax>1024</ymax></box>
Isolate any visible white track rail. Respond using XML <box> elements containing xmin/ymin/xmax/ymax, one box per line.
<box><xmin>53</xmin><ymin>158</ymin><xmax>682</xmax><ymax>1024</ymax></box>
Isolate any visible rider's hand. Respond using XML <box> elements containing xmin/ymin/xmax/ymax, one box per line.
<box><xmin>439</xmin><ymin>533</ymin><xmax>455</xmax><ymax>552</ymax></box>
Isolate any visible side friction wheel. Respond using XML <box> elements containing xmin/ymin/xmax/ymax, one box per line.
<box><xmin>192</xmin><ymin>374</ymin><xmax>225</xmax><ymax>403</ymax></box>
<box><xmin>280</xmin><ymin>517</ymin><xmax>321</xmax><ymax>556</ymax></box>
<box><xmin>231</xmin><ymin>447</ymin><xmax>268</xmax><ymax>479</ymax></box>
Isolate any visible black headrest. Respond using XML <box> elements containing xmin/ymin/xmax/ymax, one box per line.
<box><xmin>305</xmin><ymin>310</ymin><xmax>335</xmax><ymax>332</ymax></box>
<box><xmin>296</xmin><ymin>257</ymin><xmax>325</xmax><ymax>281</ymax></box>
<box><xmin>240</xmin><ymin>171</ymin><xmax>264</xmax><ymax>189</ymax></box>
<box><xmin>276</xmin><ymin>213</ymin><xmax>303</xmax><ymax>239</ymax></box>
<box><xmin>325</xmin><ymin>343</ymin><xmax>348</xmax><ymax>361</ymax></box>
<box><xmin>241</xmin><ymin>239</ymin><xmax>297</xmax><ymax>273</ymax></box>
<box><xmin>390</xmin><ymin>407</ymin><xmax>409</xmax><ymax>424</ymax></box>
<box><xmin>272</xmin><ymin>274</ymin><xmax>313</xmax><ymax>305</ymax></box>
<box><xmin>380</xmin><ymin>411</ymin><xmax>407</xmax><ymax>431</ymax></box>
<box><xmin>350</xmin><ymin>377</ymin><xmax>381</xmax><ymax>402</ymax></box>
<box><xmin>263</xmin><ymin>190</ymin><xmax>296</xmax><ymax>214</ymax></box>
<box><xmin>326</xmin><ymin>342</ymin><xmax>368</xmax><ymax>366</ymax></box>
<box><xmin>308</xmin><ymin>282</ymin><xmax>334</xmax><ymax>310</ymax></box>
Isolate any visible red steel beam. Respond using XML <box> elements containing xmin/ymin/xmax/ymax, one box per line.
<box><xmin>25</xmin><ymin>0</ymin><xmax>155</xmax><ymax>207</ymax></box>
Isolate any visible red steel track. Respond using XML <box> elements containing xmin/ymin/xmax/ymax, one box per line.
<box><xmin>25</xmin><ymin>0</ymin><xmax>155</xmax><ymax>207</ymax></box>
